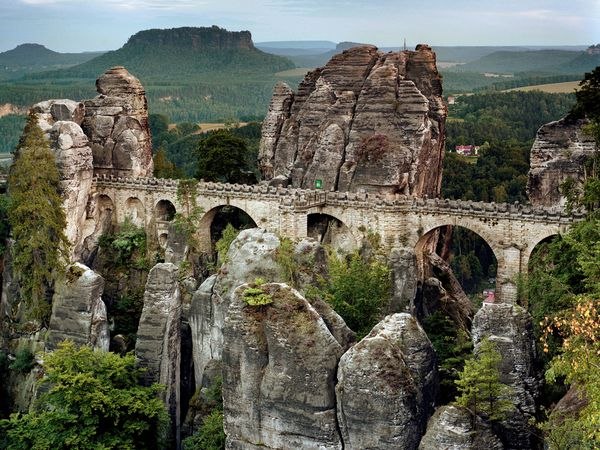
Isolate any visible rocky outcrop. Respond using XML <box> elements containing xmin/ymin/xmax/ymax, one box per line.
<box><xmin>259</xmin><ymin>44</ymin><xmax>446</xmax><ymax>195</ymax></box>
<box><xmin>188</xmin><ymin>228</ymin><xmax>354</xmax><ymax>390</ymax></box>
<box><xmin>388</xmin><ymin>246</ymin><xmax>418</xmax><ymax>313</ymax></box>
<box><xmin>135</xmin><ymin>263</ymin><xmax>181</xmax><ymax>445</ymax></box>
<box><xmin>419</xmin><ymin>405</ymin><xmax>504</xmax><ymax>450</ymax></box>
<box><xmin>471</xmin><ymin>302</ymin><xmax>538</xmax><ymax>449</ymax></box>
<box><xmin>46</xmin><ymin>263</ymin><xmax>109</xmax><ymax>351</ymax></box>
<box><xmin>223</xmin><ymin>282</ymin><xmax>344</xmax><ymax>449</ymax></box>
<box><xmin>527</xmin><ymin>117</ymin><xmax>596</xmax><ymax>207</ymax></box>
<box><xmin>336</xmin><ymin>313</ymin><xmax>437</xmax><ymax>449</ymax></box>
<box><xmin>30</xmin><ymin>100</ymin><xmax>94</xmax><ymax>259</ymax></box>
<box><xmin>82</xmin><ymin>66</ymin><xmax>153</xmax><ymax>178</ymax></box>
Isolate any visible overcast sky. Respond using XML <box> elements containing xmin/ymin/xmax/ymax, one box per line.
<box><xmin>1</xmin><ymin>0</ymin><xmax>599</xmax><ymax>53</ymax></box>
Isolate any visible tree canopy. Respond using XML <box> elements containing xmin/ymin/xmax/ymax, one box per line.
<box><xmin>0</xmin><ymin>341</ymin><xmax>168</xmax><ymax>450</ymax></box>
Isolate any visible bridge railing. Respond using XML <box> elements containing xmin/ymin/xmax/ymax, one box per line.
<box><xmin>91</xmin><ymin>176</ymin><xmax>587</xmax><ymax>223</ymax></box>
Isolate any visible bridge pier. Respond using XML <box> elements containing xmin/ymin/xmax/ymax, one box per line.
<box><xmin>496</xmin><ymin>245</ymin><xmax>523</xmax><ymax>304</ymax></box>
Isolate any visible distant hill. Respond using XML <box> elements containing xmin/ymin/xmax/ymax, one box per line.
<box><xmin>34</xmin><ymin>26</ymin><xmax>294</xmax><ymax>81</ymax></box>
<box><xmin>1</xmin><ymin>27</ymin><xmax>301</xmax><ymax>124</ymax></box>
<box><xmin>256</xmin><ymin>40</ymin><xmax>336</xmax><ymax>49</ymax></box>
<box><xmin>0</xmin><ymin>43</ymin><xmax>103</xmax><ymax>80</ymax></box>
<box><xmin>450</xmin><ymin>49</ymin><xmax>595</xmax><ymax>74</ymax></box>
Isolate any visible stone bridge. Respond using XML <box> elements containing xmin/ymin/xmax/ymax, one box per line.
<box><xmin>91</xmin><ymin>175</ymin><xmax>586</xmax><ymax>303</ymax></box>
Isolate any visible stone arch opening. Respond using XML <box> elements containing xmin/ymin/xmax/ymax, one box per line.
<box><xmin>307</xmin><ymin>213</ymin><xmax>357</xmax><ymax>254</ymax></box>
<box><xmin>155</xmin><ymin>199</ymin><xmax>176</xmax><ymax>222</ymax></box>
<box><xmin>526</xmin><ymin>233</ymin><xmax>561</xmax><ymax>272</ymax></box>
<box><xmin>196</xmin><ymin>205</ymin><xmax>258</xmax><ymax>254</ymax></box>
<box><xmin>125</xmin><ymin>197</ymin><xmax>145</xmax><ymax>227</ymax></box>
<box><xmin>415</xmin><ymin>225</ymin><xmax>498</xmax><ymax>299</ymax></box>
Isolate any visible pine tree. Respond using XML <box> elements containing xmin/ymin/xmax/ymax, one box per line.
<box><xmin>455</xmin><ymin>338</ymin><xmax>514</xmax><ymax>422</ymax></box>
<box><xmin>7</xmin><ymin>111</ymin><xmax>69</xmax><ymax>322</ymax></box>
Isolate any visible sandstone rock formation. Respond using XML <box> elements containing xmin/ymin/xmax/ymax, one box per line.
<box><xmin>31</xmin><ymin>100</ymin><xmax>94</xmax><ymax>259</ymax></box>
<box><xmin>188</xmin><ymin>228</ymin><xmax>354</xmax><ymax>390</ymax></box>
<box><xmin>471</xmin><ymin>302</ymin><xmax>538</xmax><ymax>449</ymax></box>
<box><xmin>135</xmin><ymin>263</ymin><xmax>181</xmax><ymax>445</ymax></box>
<box><xmin>419</xmin><ymin>405</ymin><xmax>504</xmax><ymax>450</ymax></box>
<box><xmin>82</xmin><ymin>66</ymin><xmax>153</xmax><ymax>178</ymax></box>
<box><xmin>336</xmin><ymin>313</ymin><xmax>437</xmax><ymax>449</ymax></box>
<box><xmin>388</xmin><ymin>246</ymin><xmax>418</xmax><ymax>314</ymax></box>
<box><xmin>223</xmin><ymin>282</ymin><xmax>344</xmax><ymax>449</ymax></box>
<box><xmin>46</xmin><ymin>263</ymin><xmax>109</xmax><ymax>351</ymax></box>
<box><xmin>527</xmin><ymin>117</ymin><xmax>596</xmax><ymax>207</ymax></box>
<box><xmin>259</xmin><ymin>44</ymin><xmax>446</xmax><ymax>195</ymax></box>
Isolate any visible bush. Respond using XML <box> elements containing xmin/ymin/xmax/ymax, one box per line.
<box><xmin>8</xmin><ymin>349</ymin><xmax>35</xmax><ymax>374</ymax></box>
<box><xmin>215</xmin><ymin>224</ymin><xmax>239</xmax><ymax>265</ymax></box>
<box><xmin>317</xmin><ymin>250</ymin><xmax>391</xmax><ymax>338</ymax></box>
<box><xmin>182</xmin><ymin>410</ymin><xmax>225</xmax><ymax>450</ymax></box>
<box><xmin>98</xmin><ymin>219</ymin><xmax>147</xmax><ymax>268</ymax></box>
<box><xmin>242</xmin><ymin>279</ymin><xmax>273</xmax><ymax>306</ymax></box>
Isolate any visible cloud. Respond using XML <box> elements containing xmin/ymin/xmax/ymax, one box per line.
<box><xmin>20</xmin><ymin>0</ymin><xmax>200</xmax><ymax>8</ymax></box>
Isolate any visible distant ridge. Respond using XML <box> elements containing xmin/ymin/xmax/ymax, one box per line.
<box><xmin>33</xmin><ymin>26</ymin><xmax>294</xmax><ymax>80</ymax></box>
<box><xmin>0</xmin><ymin>43</ymin><xmax>103</xmax><ymax>80</ymax></box>
<box><xmin>450</xmin><ymin>49</ymin><xmax>598</xmax><ymax>74</ymax></box>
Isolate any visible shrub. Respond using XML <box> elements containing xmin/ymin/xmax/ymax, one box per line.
<box><xmin>242</xmin><ymin>279</ymin><xmax>273</xmax><ymax>307</ymax></box>
<box><xmin>8</xmin><ymin>349</ymin><xmax>35</xmax><ymax>374</ymax></box>
<box><xmin>215</xmin><ymin>223</ymin><xmax>239</xmax><ymax>264</ymax></box>
<box><xmin>182</xmin><ymin>410</ymin><xmax>225</xmax><ymax>450</ymax></box>
<box><xmin>319</xmin><ymin>250</ymin><xmax>391</xmax><ymax>338</ymax></box>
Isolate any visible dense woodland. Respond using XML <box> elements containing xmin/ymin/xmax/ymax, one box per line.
<box><xmin>442</xmin><ymin>91</ymin><xmax>575</xmax><ymax>203</ymax></box>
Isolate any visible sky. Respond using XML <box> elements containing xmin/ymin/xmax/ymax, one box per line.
<box><xmin>1</xmin><ymin>0</ymin><xmax>599</xmax><ymax>53</ymax></box>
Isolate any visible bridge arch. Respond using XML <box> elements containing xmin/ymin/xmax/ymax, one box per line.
<box><xmin>155</xmin><ymin>199</ymin><xmax>176</xmax><ymax>222</ymax></box>
<box><xmin>415</xmin><ymin>224</ymin><xmax>499</xmax><ymax>299</ymax></box>
<box><xmin>307</xmin><ymin>212</ymin><xmax>358</xmax><ymax>253</ymax></box>
<box><xmin>125</xmin><ymin>197</ymin><xmax>145</xmax><ymax>227</ymax></box>
<box><xmin>524</xmin><ymin>232</ymin><xmax>562</xmax><ymax>271</ymax></box>
<box><xmin>196</xmin><ymin>205</ymin><xmax>259</xmax><ymax>253</ymax></box>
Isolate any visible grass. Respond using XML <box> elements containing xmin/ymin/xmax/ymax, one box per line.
<box><xmin>505</xmin><ymin>81</ymin><xmax>580</xmax><ymax>94</ymax></box>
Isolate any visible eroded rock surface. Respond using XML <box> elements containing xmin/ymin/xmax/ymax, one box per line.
<box><xmin>188</xmin><ymin>228</ymin><xmax>353</xmax><ymax>390</ymax></box>
<box><xmin>388</xmin><ymin>246</ymin><xmax>418</xmax><ymax>314</ymax></box>
<box><xmin>259</xmin><ymin>44</ymin><xmax>446</xmax><ymax>195</ymax></box>
<box><xmin>135</xmin><ymin>262</ymin><xmax>181</xmax><ymax>444</ymax></box>
<box><xmin>419</xmin><ymin>405</ymin><xmax>504</xmax><ymax>450</ymax></box>
<box><xmin>82</xmin><ymin>66</ymin><xmax>153</xmax><ymax>178</ymax></box>
<box><xmin>336</xmin><ymin>313</ymin><xmax>437</xmax><ymax>450</ymax></box>
<box><xmin>472</xmin><ymin>302</ymin><xmax>538</xmax><ymax>449</ymax></box>
<box><xmin>30</xmin><ymin>100</ymin><xmax>94</xmax><ymax>259</ymax></box>
<box><xmin>47</xmin><ymin>263</ymin><xmax>109</xmax><ymax>351</ymax></box>
<box><xmin>527</xmin><ymin>117</ymin><xmax>595</xmax><ymax>207</ymax></box>
<box><xmin>223</xmin><ymin>282</ymin><xmax>344</xmax><ymax>449</ymax></box>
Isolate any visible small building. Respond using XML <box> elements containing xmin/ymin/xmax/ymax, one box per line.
<box><xmin>455</xmin><ymin>145</ymin><xmax>480</xmax><ymax>156</ymax></box>
<box><xmin>447</xmin><ymin>96</ymin><xmax>456</xmax><ymax>105</ymax></box>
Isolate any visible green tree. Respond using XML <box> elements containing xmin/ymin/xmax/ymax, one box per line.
<box><xmin>7</xmin><ymin>112</ymin><xmax>69</xmax><ymax>322</ymax></box>
<box><xmin>195</xmin><ymin>130</ymin><xmax>251</xmax><ymax>183</ymax></box>
<box><xmin>0</xmin><ymin>341</ymin><xmax>168</xmax><ymax>450</ymax></box>
<box><xmin>153</xmin><ymin>147</ymin><xmax>181</xmax><ymax>179</ymax></box>
<box><xmin>317</xmin><ymin>250</ymin><xmax>391</xmax><ymax>338</ymax></box>
<box><xmin>455</xmin><ymin>338</ymin><xmax>514</xmax><ymax>422</ymax></box>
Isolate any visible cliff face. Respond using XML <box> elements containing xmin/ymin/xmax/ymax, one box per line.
<box><xmin>527</xmin><ymin>117</ymin><xmax>596</xmax><ymax>207</ymax></box>
<box><xmin>125</xmin><ymin>26</ymin><xmax>254</xmax><ymax>51</ymax></box>
<box><xmin>259</xmin><ymin>44</ymin><xmax>446</xmax><ymax>195</ymax></box>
